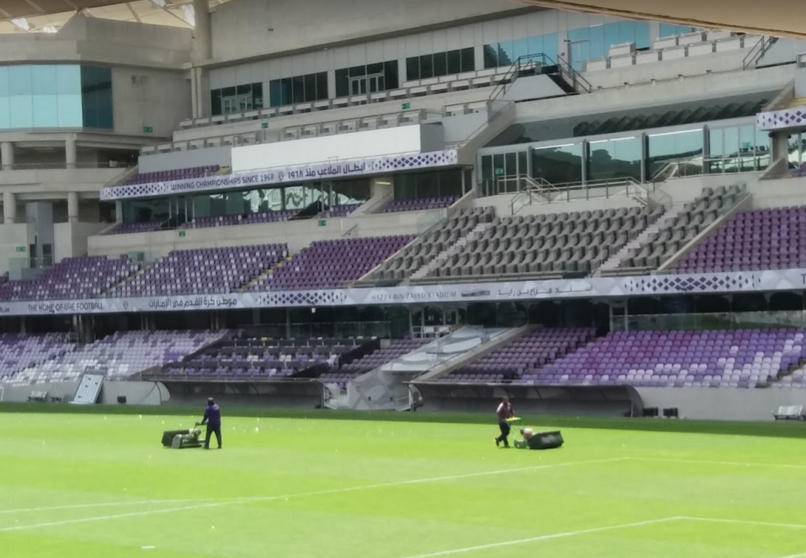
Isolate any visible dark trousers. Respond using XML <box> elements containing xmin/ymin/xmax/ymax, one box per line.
<box><xmin>496</xmin><ymin>421</ymin><xmax>511</xmax><ymax>446</ymax></box>
<box><xmin>205</xmin><ymin>424</ymin><xmax>222</xmax><ymax>448</ymax></box>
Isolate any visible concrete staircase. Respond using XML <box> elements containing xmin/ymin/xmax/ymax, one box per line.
<box><xmin>406</xmin><ymin>222</ymin><xmax>493</xmax><ymax>282</ymax></box>
<box><xmin>595</xmin><ymin>204</ymin><xmax>683</xmax><ymax>275</ymax></box>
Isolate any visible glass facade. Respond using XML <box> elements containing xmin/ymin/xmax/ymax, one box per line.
<box><xmin>394</xmin><ymin>169</ymin><xmax>463</xmax><ymax>199</ymax></box>
<box><xmin>483</xmin><ymin>33</ymin><xmax>559</xmax><ymax>68</ymax></box>
<box><xmin>646</xmin><ymin>129</ymin><xmax>704</xmax><ymax>178</ymax></box>
<box><xmin>531</xmin><ymin>143</ymin><xmax>584</xmax><ymax>185</ymax></box>
<box><xmin>708</xmin><ymin>124</ymin><xmax>771</xmax><ymax>173</ymax></box>
<box><xmin>121</xmin><ymin>181</ymin><xmax>370</xmax><ymax>225</ymax></box>
<box><xmin>268</xmin><ymin>73</ymin><xmax>327</xmax><ymax>108</ymax></box>
<box><xmin>587</xmin><ymin>136</ymin><xmax>642</xmax><ymax>182</ymax></box>
<box><xmin>406</xmin><ymin>48</ymin><xmax>474</xmax><ymax>81</ymax></box>
<box><xmin>211</xmin><ymin>82</ymin><xmax>264</xmax><ymax>115</ymax></box>
<box><xmin>659</xmin><ymin>23</ymin><xmax>696</xmax><ymax>38</ymax></box>
<box><xmin>335</xmin><ymin>61</ymin><xmax>399</xmax><ymax>97</ymax></box>
<box><xmin>0</xmin><ymin>65</ymin><xmax>112</xmax><ymax>130</ymax></box>
<box><xmin>788</xmin><ymin>133</ymin><xmax>806</xmax><ymax>170</ymax></box>
<box><xmin>479</xmin><ymin>117</ymin><xmax>767</xmax><ymax>194</ymax></box>
<box><xmin>567</xmin><ymin>21</ymin><xmax>650</xmax><ymax>70</ymax></box>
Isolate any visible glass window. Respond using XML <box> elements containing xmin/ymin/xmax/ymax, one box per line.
<box><xmin>543</xmin><ymin>33</ymin><xmax>558</xmax><ymax>62</ymax></box>
<box><xmin>483</xmin><ymin>45</ymin><xmax>498</xmax><ymax>69</ymax></box>
<box><xmin>660</xmin><ymin>23</ymin><xmax>696</xmax><ymax>38</ymax></box>
<box><xmin>211</xmin><ymin>88</ymin><xmax>223</xmax><ymax>114</ymax></box>
<box><xmin>460</xmin><ymin>47</ymin><xmax>475</xmax><ymax>72</ymax></box>
<box><xmin>384</xmin><ymin>61</ymin><xmax>399</xmax><ymax>89</ymax></box>
<box><xmin>420</xmin><ymin>54</ymin><xmax>433</xmax><ymax>79</ymax></box>
<box><xmin>335</xmin><ymin>68</ymin><xmax>349</xmax><ymax>97</ymax></box>
<box><xmin>447</xmin><ymin>50</ymin><xmax>461</xmax><ymax>75</ymax></box>
<box><xmin>588</xmin><ymin>136</ymin><xmax>642</xmax><ymax>182</ymax></box>
<box><xmin>512</xmin><ymin>38</ymin><xmax>529</xmax><ymax>61</ymax></box>
<box><xmin>433</xmin><ymin>52</ymin><xmax>447</xmax><ymax>77</ymax></box>
<box><xmin>646</xmin><ymin>129</ymin><xmax>704</xmax><ymax>178</ymax></box>
<box><xmin>315</xmin><ymin>72</ymin><xmax>328</xmax><ymax>100</ymax></box>
<box><xmin>303</xmin><ymin>74</ymin><xmax>316</xmax><ymax>102</ymax></box>
<box><xmin>406</xmin><ymin>57</ymin><xmax>420</xmax><ymax>81</ymax></box>
<box><xmin>496</xmin><ymin>42</ymin><xmax>514</xmax><ymax>67</ymax></box>
<box><xmin>589</xmin><ymin>25</ymin><xmax>605</xmax><ymax>59</ymax></box>
<box><xmin>531</xmin><ymin>143</ymin><xmax>584</xmax><ymax>185</ymax></box>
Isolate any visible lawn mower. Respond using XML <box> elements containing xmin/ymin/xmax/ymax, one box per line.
<box><xmin>161</xmin><ymin>426</ymin><xmax>205</xmax><ymax>449</ymax></box>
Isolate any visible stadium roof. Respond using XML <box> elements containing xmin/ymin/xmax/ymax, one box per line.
<box><xmin>0</xmin><ymin>0</ymin><xmax>233</xmax><ymax>33</ymax></box>
<box><xmin>0</xmin><ymin>0</ymin><xmax>804</xmax><ymax>39</ymax></box>
<box><xmin>518</xmin><ymin>0</ymin><xmax>806</xmax><ymax>40</ymax></box>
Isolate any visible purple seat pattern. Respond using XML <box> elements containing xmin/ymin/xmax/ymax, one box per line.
<box><xmin>384</xmin><ymin>196</ymin><xmax>459</xmax><ymax>214</ymax></box>
<box><xmin>120</xmin><ymin>165</ymin><xmax>221</xmax><ymax>186</ymax></box>
<box><xmin>10</xmin><ymin>330</ymin><xmax>227</xmax><ymax>384</ymax></box>
<box><xmin>673</xmin><ymin>207</ymin><xmax>806</xmax><ymax>272</ymax></box>
<box><xmin>104</xmin><ymin>221</ymin><xmax>164</xmax><ymax>235</ymax></box>
<box><xmin>0</xmin><ymin>256</ymin><xmax>139</xmax><ymax>301</ymax></box>
<box><xmin>320</xmin><ymin>338</ymin><xmax>430</xmax><ymax>382</ymax></box>
<box><xmin>110</xmin><ymin>244</ymin><xmax>287</xmax><ymax>297</ymax></box>
<box><xmin>161</xmin><ymin>337</ymin><xmax>369</xmax><ymax>380</ymax></box>
<box><xmin>528</xmin><ymin>329</ymin><xmax>806</xmax><ymax>388</ymax></box>
<box><xmin>0</xmin><ymin>333</ymin><xmax>74</xmax><ymax>381</ymax></box>
<box><xmin>442</xmin><ymin>328</ymin><xmax>595</xmax><ymax>383</ymax></box>
<box><xmin>186</xmin><ymin>210</ymin><xmax>298</xmax><ymax>229</ymax></box>
<box><xmin>251</xmin><ymin>235</ymin><xmax>413</xmax><ymax>291</ymax></box>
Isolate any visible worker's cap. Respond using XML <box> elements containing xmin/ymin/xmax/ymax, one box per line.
<box><xmin>207</xmin><ymin>397</ymin><xmax>215</xmax><ymax>404</ymax></box>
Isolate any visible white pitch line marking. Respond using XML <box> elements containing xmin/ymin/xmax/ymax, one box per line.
<box><xmin>681</xmin><ymin>517</ymin><xmax>806</xmax><ymax>530</ymax></box>
<box><xmin>636</xmin><ymin>457</ymin><xmax>806</xmax><ymax>471</ymax></box>
<box><xmin>771</xmin><ymin>552</ymin><xmax>806</xmax><ymax>558</ymax></box>
<box><xmin>393</xmin><ymin>517</ymin><xmax>683</xmax><ymax>558</ymax></box>
<box><xmin>0</xmin><ymin>457</ymin><xmax>627</xmax><ymax>533</ymax></box>
<box><xmin>0</xmin><ymin>499</ymin><xmax>211</xmax><ymax>515</ymax></box>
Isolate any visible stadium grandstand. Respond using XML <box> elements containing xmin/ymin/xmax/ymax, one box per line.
<box><xmin>0</xmin><ymin>0</ymin><xmax>805</xmax><ymax>423</ymax></box>
<box><xmin>4</xmin><ymin>2</ymin><xmax>806</xmax><ymax>557</ymax></box>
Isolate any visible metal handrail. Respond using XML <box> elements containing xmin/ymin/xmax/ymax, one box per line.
<box><xmin>651</xmin><ymin>154</ymin><xmax>772</xmax><ymax>183</ymax></box>
<box><xmin>743</xmin><ymin>36</ymin><xmax>776</xmax><ymax>70</ymax></box>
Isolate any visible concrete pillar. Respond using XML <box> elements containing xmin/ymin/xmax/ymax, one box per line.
<box><xmin>192</xmin><ymin>0</ymin><xmax>212</xmax><ymax>62</ymax></box>
<box><xmin>67</xmin><ymin>192</ymin><xmax>79</xmax><ymax>224</ymax></box>
<box><xmin>3</xmin><ymin>190</ymin><xmax>16</xmax><ymax>223</ymax></box>
<box><xmin>1</xmin><ymin>141</ymin><xmax>14</xmax><ymax>170</ymax></box>
<box><xmin>115</xmin><ymin>200</ymin><xmax>123</xmax><ymax>224</ymax></box>
<box><xmin>770</xmin><ymin>131</ymin><xmax>790</xmax><ymax>163</ymax></box>
<box><xmin>65</xmin><ymin>134</ymin><xmax>77</xmax><ymax>170</ymax></box>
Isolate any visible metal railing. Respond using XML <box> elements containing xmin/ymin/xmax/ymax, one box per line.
<box><xmin>743</xmin><ymin>36</ymin><xmax>777</xmax><ymax>70</ymax></box>
<box><xmin>650</xmin><ymin>155</ymin><xmax>771</xmax><ymax>183</ymax></box>
<box><xmin>614</xmin><ymin>310</ymin><xmax>806</xmax><ymax>333</ymax></box>
<box><xmin>491</xmin><ymin>175</ymin><xmax>647</xmax><ymax>214</ymax></box>
<box><xmin>4</xmin><ymin>161</ymin><xmax>134</xmax><ymax>171</ymax></box>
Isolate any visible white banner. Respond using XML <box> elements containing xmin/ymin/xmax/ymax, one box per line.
<box><xmin>1</xmin><ymin>269</ymin><xmax>805</xmax><ymax>317</ymax></box>
<box><xmin>101</xmin><ymin>150</ymin><xmax>459</xmax><ymax>201</ymax></box>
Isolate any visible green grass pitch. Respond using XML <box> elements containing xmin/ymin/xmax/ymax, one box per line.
<box><xmin>1</xmin><ymin>409</ymin><xmax>806</xmax><ymax>558</ymax></box>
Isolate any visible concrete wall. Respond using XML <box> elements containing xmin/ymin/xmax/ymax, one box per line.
<box><xmin>636</xmin><ymin>387</ymin><xmax>806</xmax><ymax>422</ymax></box>
<box><xmin>232</xmin><ymin>124</ymin><xmax>441</xmax><ymax>171</ymax></box>
<box><xmin>758</xmin><ymin>38</ymin><xmax>806</xmax><ymax>69</ymax></box>
<box><xmin>796</xmin><ymin>66</ymin><xmax>806</xmax><ymax>98</ymax></box>
<box><xmin>209</xmin><ymin>0</ymin><xmax>522</xmax><ymax>64</ymax></box>
<box><xmin>748</xmin><ymin>176</ymin><xmax>806</xmax><ymax>208</ymax></box>
<box><xmin>0</xmin><ymin>15</ymin><xmax>191</xmax><ymax>69</ymax></box>
<box><xmin>0</xmin><ymin>223</ymin><xmax>35</xmax><ymax>275</ymax></box>
<box><xmin>112</xmin><ymin>67</ymin><xmax>191</xmax><ymax>139</ymax></box>
<box><xmin>502</xmin><ymin>75</ymin><xmax>566</xmax><ymax>102</ymax></box>
<box><xmin>0</xmin><ymin>381</ymin><xmax>168</xmax><ymax>405</ymax></box>
<box><xmin>139</xmin><ymin>146</ymin><xmax>232</xmax><ymax>173</ymax></box>
<box><xmin>53</xmin><ymin>222</ymin><xmax>108</xmax><ymax>263</ymax></box>
<box><xmin>0</xmin><ymin>168</ymin><xmax>121</xmax><ymax>196</ymax></box>
<box><xmin>88</xmin><ymin>209</ymin><xmax>445</xmax><ymax>258</ymax></box>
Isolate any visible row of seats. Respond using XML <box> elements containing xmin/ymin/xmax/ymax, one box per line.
<box><xmin>431</xmin><ymin>207</ymin><xmax>664</xmax><ymax>278</ymax></box>
<box><xmin>7</xmin><ymin>330</ymin><xmax>226</xmax><ymax>385</ymax></box>
<box><xmin>673</xmin><ymin>206</ymin><xmax>806</xmax><ymax>272</ymax></box>
<box><xmin>620</xmin><ymin>185</ymin><xmax>744</xmax><ymax>269</ymax></box>
<box><xmin>371</xmin><ymin>207</ymin><xmax>495</xmax><ymax>282</ymax></box>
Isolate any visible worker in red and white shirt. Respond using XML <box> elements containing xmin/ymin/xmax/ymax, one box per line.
<box><xmin>495</xmin><ymin>396</ymin><xmax>514</xmax><ymax>448</ymax></box>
